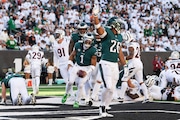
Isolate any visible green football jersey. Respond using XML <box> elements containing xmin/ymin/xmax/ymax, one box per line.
<box><xmin>71</xmin><ymin>32</ymin><xmax>83</xmax><ymax>43</ymax></box>
<box><xmin>1</xmin><ymin>73</ymin><xmax>23</xmax><ymax>88</ymax></box>
<box><xmin>92</xmin><ymin>40</ymin><xmax>102</xmax><ymax>62</ymax></box>
<box><xmin>101</xmin><ymin>27</ymin><xmax>123</xmax><ymax>62</ymax></box>
<box><xmin>75</xmin><ymin>42</ymin><xmax>97</xmax><ymax>66</ymax></box>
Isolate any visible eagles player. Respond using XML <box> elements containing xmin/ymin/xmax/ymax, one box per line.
<box><xmin>69</xmin><ymin>22</ymin><xmax>88</xmax><ymax>54</ymax></box>
<box><xmin>1</xmin><ymin>73</ymin><xmax>36</xmax><ymax>105</ymax></box>
<box><xmin>93</xmin><ymin>5</ymin><xmax>127</xmax><ymax>117</ymax></box>
<box><xmin>61</xmin><ymin>33</ymin><xmax>97</xmax><ymax>108</ymax></box>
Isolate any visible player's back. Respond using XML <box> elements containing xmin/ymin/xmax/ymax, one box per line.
<box><xmin>28</xmin><ymin>50</ymin><xmax>44</xmax><ymax>66</ymax></box>
<box><xmin>165</xmin><ymin>59</ymin><xmax>180</xmax><ymax>70</ymax></box>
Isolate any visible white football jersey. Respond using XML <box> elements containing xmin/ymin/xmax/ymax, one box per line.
<box><xmin>127</xmin><ymin>42</ymin><xmax>140</xmax><ymax>58</ymax></box>
<box><xmin>25</xmin><ymin>50</ymin><xmax>45</xmax><ymax>66</ymax></box>
<box><xmin>165</xmin><ymin>59</ymin><xmax>180</xmax><ymax>70</ymax></box>
<box><xmin>53</xmin><ymin>38</ymin><xmax>70</xmax><ymax>67</ymax></box>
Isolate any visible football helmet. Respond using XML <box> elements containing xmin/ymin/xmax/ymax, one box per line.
<box><xmin>106</xmin><ymin>16</ymin><xmax>125</xmax><ymax>34</ymax></box>
<box><xmin>169</xmin><ymin>51</ymin><xmax>180</xmax><ymax>60</ymax></box>
<box><xmin>145</xmin><ymin>75</ymin><xmax>159</xmax><ymax>88</ymax></box>
<box><xmin>83</xmin><ymin>33</ymin><xmax>94</xmax><ymax>50</ymax></box>
<box><xmin>77</xmin><ymin>22</ymin><xmax>88</xmax><ymax>36</ymax></box>
<box><xmin>55</xmin><ymin>29</ymin><xmax>65</xmax><ymax>39</ymax></box>
<box><xmin>32</xmin><ymin>45</ymin><xmax>40</xmax><ymax>51</ymax></box>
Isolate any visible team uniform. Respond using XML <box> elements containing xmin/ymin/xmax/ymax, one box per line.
<box><xmin>97</xmin><ymin>26</ymin><xmax>124</xmax><ymax>117</ymax></box>
<box><xmin>119</xmin><ymin>41</ymin><xmax>149</xmax><ymax>103</ymax></box>
<box><xmin>53</xmin><ymin>35</ymin><xmax>74</xmax><ymax>95</ymax></box>
<box><xmin>62</xmin><ymin>33</ymin><xmax>97</xmax><ymax>108</ymax></box>
<box><xmin>1</xmin><ymin>73</ymin><xmax>35</xmax><ymax>105</ymax></box>
<box><xmin>89</xmin><ymin>38</ymin><xmax>103</xmax><ymax>102</ymax></box>
<box><xmin>25</xmin><ymin>45</ymin><xmax>47</xmax><ymax>95</ymax></box>
<box><xmin>158</xmin><ymin>51</ymin><xmax>180</xmax><ymax>89</ymax></box>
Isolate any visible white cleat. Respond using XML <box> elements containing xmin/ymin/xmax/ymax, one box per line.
<box><xmin>142</xmin><ymin>99</ymin><xmax>150</xmax><ymax>104</ymax></box>
<box><xmin>17</xmin><ymin>93</ymin><xmax>23</xmax><ymax>105</ymax></box>
<box><xmin>30</xmin><ymin>93</ymin><xmax>36</xmax><ymax>104</ymax></box>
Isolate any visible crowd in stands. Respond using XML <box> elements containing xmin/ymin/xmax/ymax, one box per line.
<box><xmin>0</xmin><ymin>0</ymin><xmax>179</xmax><ymax>52</ymax></box>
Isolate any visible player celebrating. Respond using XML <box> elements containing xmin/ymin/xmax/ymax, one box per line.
<box><xmin>25</xmin><ymin>45</ymin><xmax>47</xmax><ymax>95</ymax></box>
<box><xmin>61</xmin><ymin>33</ymin><xmax>97</xmax><ymax>108</ymax></box>
<box><xmin>53</xmin><ymin>29</ymin><xmax>74</xmax><ymax>99</ymax></box>
<box><xmin>0</xmin><ymin>73</ymin><xmax>36</xmax><ymax>105</ymax></box>
<box><xmin>92</xmin><ymin>4</ymin><xmax>127</xmax><ymax>117</ymax></box>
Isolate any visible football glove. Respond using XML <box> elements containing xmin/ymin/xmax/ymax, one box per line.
<box><xmin>92</xmin><ymin>4</ymin><xmax>100</xmax><ymax>16</ymax></box>
<box><xmin>77</xmin><ymin>70</ymin><xmax>87</xmax><ymax>78</ymax></box>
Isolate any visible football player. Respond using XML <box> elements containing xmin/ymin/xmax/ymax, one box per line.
<box><xmin>158</xmin><ymin>51</ymin><xmax>180</xmax><ymax>89</ymax></box>
<box><xmin>93</xmin><ymin>5</ymin><xmax>127</xmax><ymax>117</ymax></box>
<box><xmin>25</xmin><ymin>45</ymin><xmax>47</xmax><ymax>95</ymax></box>
<box><xmin>61</xmin><ymin>33</ymin><xmax>97</xmax><ymax>108</ymax></box>
<box><xmin>0</xmin><ymin>73</ymin><xmax>36</xmax><ymax>105</ymax></box>
<box><xmin>69</xmin><ymin>22</ymin><xmax>88</xmax><ymax>54</ymax></box>
<box><xmin>119</xmin><ymin>32</ymin><xmax>149</xmax><ymax>104</ymax></box>
<box><xmin>53</xmin><ymin>29</ymin><xmax>74</xmax><ymax>99</ymax></box>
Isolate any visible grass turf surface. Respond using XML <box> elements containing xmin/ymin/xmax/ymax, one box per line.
<box><xmin>0</xmin><ymin>83</ymin><xmax>77</xmax><ymax>97</ymax></box>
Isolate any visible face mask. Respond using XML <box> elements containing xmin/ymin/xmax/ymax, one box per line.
<box><xmin>83</xmin><ymin>44</ymin><xmax>91</xmax><ymax>50</ymax></box>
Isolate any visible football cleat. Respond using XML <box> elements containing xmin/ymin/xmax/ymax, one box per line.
<box><xmin>73</xmin><ymin>101</ymin><xmax>79</xmax><ymax>108</ymax></box>
<box><xmin>142</xmin><ymin>98</ymin><xmax>150</xmax><ymax>104</ymax></box>
<box><xmin>0</xmin><ymin>99</ymin><xmax>6</xmax><ymax>105</ymax></box>
<box><xmin>17</xmin><ymin>93</ymin><xmax>23</xmax><ymax>105</ymax></box>
<box><xmin>30</xmin><ymin>93</ymin><xmax>36</xmax><ymax>105</ymax></box>
<box><xmin>61</xmin><ymin>94</ymin><xmax>68</xmax><ymax>103</ymax></box>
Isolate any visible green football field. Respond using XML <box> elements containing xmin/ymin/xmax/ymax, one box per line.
<box><xmin>0</xmin><ymin>84</ymin><xmax>77</xmax><ymax>97</ymax></box>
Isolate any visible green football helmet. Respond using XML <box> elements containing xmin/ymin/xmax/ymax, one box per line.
<box><xmin>106</xmin><ymin>16</ymin><xmax>125</xmax><ymax>34</ymax></box>
<box><xmin>77</xmin><ymin>22</ymin><xmax>88</xmax><ymax>36</ymax></box>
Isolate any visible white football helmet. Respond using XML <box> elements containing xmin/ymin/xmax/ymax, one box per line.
<box><xmin>55</xmin><ymin>29</ymin><xmax>65</xmax><ymax>40</ymax></box>
<box><xmin>145</xmin><ymin>75</ymin><xmax>159</xmax><ymax>88</ymax></box>
<box><xmin>83</xmin><ymin>33</ymin><xmax>94</xmax><ymax>50</ymax></box>
<box><xmin>169</xmin><ymin>51</ymin><xmax>180</xmax><ymax>60</ymax></box>
<box><xmin>32</xmin><ymin>45</ymin><xmax>40</xmax><ymax>51</ymax></box>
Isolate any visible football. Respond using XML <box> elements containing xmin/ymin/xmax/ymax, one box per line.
<box><xmin>77</xmin><ymin>70</ymin><xmax>86</xmax><ymax>78</ymax></box>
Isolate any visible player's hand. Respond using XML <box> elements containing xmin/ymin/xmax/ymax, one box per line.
<box><xmin>92</xmin><ymin>4</ymin><xmax>100</xmax><ymax>16</ymax></box>
<box><xmin>77</xmin><ymin>70</ymin><xmax>87</xmax><ymax>78</ymax></box>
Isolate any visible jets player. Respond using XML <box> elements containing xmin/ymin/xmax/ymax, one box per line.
<box><xmin>93</xmin><ymin>5</ymin><xmax>127</xmax><ymax>117</ymax></box>
<box><xmin>159</xmin><ymin>51</ymin><xmax>180</xmax><ymax>89</ymax></box>
<box><xmin>0</xmin><ymin>73</ymin><xmax>36</xmax><ymax>105</ymax></box>
<box><xmin>119</xmin><ymin>31</ymin><xmax>149</xmax><ymax>104</ymax></box>
<box><xmin>69</xmin><ymin>22</ymin><xmax>88</xmax><ymax>54</ymax></box>
<box><xmin>53</xmin><ymin>29</ymin><xmax>74</xmax><ymax>99</ymax></box>
<box><xmin>61</xmin><ymin>33</ymin><xmax>97</xmax><ymax>108</ymax></box>
<box><xmin>25</xmin><ymin>45</ymin><xmax>47</xmax><ymax>95</ymax></box>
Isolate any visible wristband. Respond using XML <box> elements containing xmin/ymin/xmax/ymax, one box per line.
<box><xmin>95</xmin><ymin>23</ymin><xmax>101</xmax><ymax>29</ymax></box>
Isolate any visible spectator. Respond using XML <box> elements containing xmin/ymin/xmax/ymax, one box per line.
<box><xmin>152</xmin><ymin>54</ymin><xmax>164</xmax><ymax>76</ymax></box>
<box><xmin>6</xmin><ymin>35</ymin><xmax>19</xmax><ymax>50</ymax></box>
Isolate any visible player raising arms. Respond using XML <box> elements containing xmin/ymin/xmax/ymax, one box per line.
<box><xmin>92</xmin><ymin>4</ymin><xmax>127</xmax><ymax>117</ymax></box>
<box><xmin>53</xmin><ymin>29</ymin><xmax>74</xmax><ymax>99</ymax></box>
